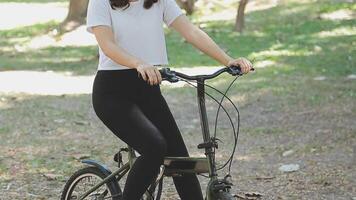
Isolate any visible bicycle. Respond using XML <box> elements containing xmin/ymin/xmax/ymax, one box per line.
<box><xmin>60</xmin><ymin>65</ymin><xmax>253</xmax><ymax>200</ymax></box>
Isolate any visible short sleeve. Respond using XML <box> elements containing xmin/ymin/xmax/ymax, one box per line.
<box><xmin>163</xmin><ymin>0</ymin><xmax>183</xmax><ymax>26</ymax></box>
<box><xmin>86</xmin><ymin>0</ymin><xmax>112</xmax><ymax>33</ymax></box>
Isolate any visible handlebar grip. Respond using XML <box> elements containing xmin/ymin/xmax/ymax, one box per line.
<box><xmin>229</xmin><ymin>65</ymin><xmax>255</xmax><ymax>75</ymax></box>
<box><xmin>228</xmin><ymin>65</ymin><xmax>243</xmax><ymax>76</ymax></box>
<box><xmin>159</xmin><ymin>68</ymin><xmax>179</xmax><ymax>83</ymax></box>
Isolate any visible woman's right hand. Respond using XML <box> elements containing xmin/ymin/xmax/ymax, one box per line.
<box><xmin>136</xmin><ymin>64</ymin><xmax>162</xmax><ymax>85</ymax></box>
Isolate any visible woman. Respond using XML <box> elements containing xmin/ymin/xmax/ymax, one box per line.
<box><xmin>87</xmin><ymin>0</ymin><xmax>252</xmax><ymax>199</ymax></box>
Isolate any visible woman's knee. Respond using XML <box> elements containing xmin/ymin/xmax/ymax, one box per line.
<box><xmin>145</xmin><ymin>136</ymin><xmax>167</xmax><ymax>161</ymax></box>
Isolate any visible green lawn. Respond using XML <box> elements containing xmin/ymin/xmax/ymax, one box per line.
<box><xmin>167</xmin><ymin>1</ymin><xmax>356</xmax><ymax>76</ymax></box>
<box><xmin>0</xmin><ymin>0</ymin><xmax>355</xmax><ymax>76</ymax></box>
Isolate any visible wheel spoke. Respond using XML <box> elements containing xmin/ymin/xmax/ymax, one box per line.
<box><xmin>67</xmin><ymin>173</ymin><xmax>112</xmax><ymax>199</ymax></box>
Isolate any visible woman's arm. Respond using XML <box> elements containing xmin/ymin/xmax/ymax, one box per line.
<box><xmin>92</xmin><ymin>26</ymin><xmax>162</xmax><ymax>85</ymax></box>
<box><xmin>170</xmin><ymin>15</ymin><xmax>252</xmax><ymax>73</ymax></box>
<box><xmin>92</xmin><ymin>26</ymin><xmax>144</xmax><ymax>69</ymax></box>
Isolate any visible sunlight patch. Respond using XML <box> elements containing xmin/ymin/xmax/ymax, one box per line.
<box><xmin>230</xmin><ymin>94</ymin><xmax>247</xmax><ymax>104</ymax></box>
<box><xmin>236</xmin><ymin>155</ymin><xmax>255</xmax><ymax>161</ymax></box>
<box><xmin>0</xmin><ymin>67</ymin><xmax>224</xmax><ymax>95</ymax></box>
<box><xmin>0</xmin><ymin>3</ymin><xmax>67</xmax><ymax>30</ymax></box>
<box><xmin>59</xmin><ymin>26</ymin><xmax>97</xmax><ymax>46</ymax></box>
<box><xmin>198</xmin><ymin>9</ymin><xmax>236</xmax><ymax>22</ymax></box>
<box><xmin>26</xmin><ymin>34</ymin><xmax>56</xmax><ymax>50</ymax></box>
<box><xmin>320</xmin><ymin>9</ymin><xmax>355</xmax><ymax>21</ymax></box>
<box><xmin>251</xmin><ymin>49</ymin><xmax>314</xmax><ymax>58</ymax></box>
<box><xmin>17</xmin><ymin>26</ymin><xmax>97</xmax><ymax>51</ymax></box>
<box><xmin>254</xmin><ymin>60</ymin><xmax>276</xmax><ymax>68</ymax></box>
<box><xmin>279</xmin><ymin>4</ymin><xmax>309</xmax><ymax>15</ymax></box>
<box><xmin>315</xmin><ymin>26</ymin><xmax>356</xmax><ymax>38</ymax></box>
<box><xmin>195</xmin><ymin>0</ymin><xmax>281</xmax><ymax>22</ymax></box>
<box><xmin>0</xmin><ymin>71</ymin><xmax>94</xmax><ymax>95</ymax></box>
<box><xmin>0</xmin><ymin>101</ymin><xmax>11</xmax><ymax>109</ymax></box>
<box><xmin>245</xmin><ymin>0</ymin><xmax>279</xmax><ymax>13</ymax></box>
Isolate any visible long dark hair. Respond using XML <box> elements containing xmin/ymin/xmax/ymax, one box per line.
<box><xmin>109</xmin><ymin>0</ymin><xmax>158</xmax><ymax>10</ymax></box>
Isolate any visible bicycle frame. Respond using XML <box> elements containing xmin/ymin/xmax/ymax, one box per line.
<box><xmin>197</xmin><ymin>78</ymin><xmax>222</xmax><ymax>200</ymax></box>
<box><xmin>197</xmin><ymin>79</ymin><xmax>217</xmax><ymax>177</ymax></box>
<box><xmin>78</xmin><ymin>70</ymin><xmax>238</xmax><ymax>200</ymax></box>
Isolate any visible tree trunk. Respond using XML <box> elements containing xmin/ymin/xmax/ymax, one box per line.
<box><xmin>235</xmin><ymin>0</ymin><xmax>249</xmax><ymax>32</ymax></box>
<box><xmin>59</xmin><ymin>0</ymin><xmax>89</xmax><ymax>33</ymax></box>
<box><xmin>176</xmin><ymin>0</ymin><xmax>195</xmax><ymax>15</ymax></box>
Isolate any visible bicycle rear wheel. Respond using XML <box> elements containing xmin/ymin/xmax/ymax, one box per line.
<box><xmin>61</xmin><ymin>166</ymin><xmax>121</xmax><ymax>200</ymax></box>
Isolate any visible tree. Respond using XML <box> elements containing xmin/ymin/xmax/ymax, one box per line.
<box><xmin>59</xmin><ymin>0</ymin><xmax>89</xmax><ymax>33</ymax></box>
<box><xmin>176</xmin><ymin>0</ymin><xmax>195</xmax><ymax>15</ymax></box>
<box><xmin>235</xmin><ymin>0</ymin><xmax>249</xmax><ymax>32</ymax></box>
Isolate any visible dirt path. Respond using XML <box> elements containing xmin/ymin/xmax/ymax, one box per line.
<box><xmin>0</xmin><ymin>72</ymin><xmax>355</xmax><ymax>199</ymax></box>
<box><xmin>0</xmin><ymin>67</ymin><xmax>221</xmax><ymax>95</ymax></box>
<box><xmin>0</xmin><ymin>2</ymin><xmax>67</xmax><ymax>30</ymax></box>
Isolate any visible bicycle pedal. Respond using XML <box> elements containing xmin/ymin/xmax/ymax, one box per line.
<box><xmin>113</xmin><ymin>152</ymin><xmax>121</xmax><ymax>163</ymax></box>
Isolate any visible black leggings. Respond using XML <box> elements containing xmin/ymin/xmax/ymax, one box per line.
<box><xmin>92</xmin><ymin>69</ymin><xmax>204</xmax><ymax>200</ymax></box>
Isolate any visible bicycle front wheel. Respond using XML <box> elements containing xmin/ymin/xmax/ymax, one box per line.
<box><xmin>61</xmin><ymin>166</ymin><xmax>121</xmax><ymax>200</ymax></box>
<box><xmin>213</xmin><ymin>191</ymin><xmax>235</xmax><ymax>200</ymax></box>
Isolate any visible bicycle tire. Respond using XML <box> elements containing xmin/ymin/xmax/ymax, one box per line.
<box><xmin>61</xmin><ymin>166</ymin><xmax>121</xmax><ymax>200</ymax></box>
<box><xmin>213</xmin><ymin>191</ymin><xmax>235</xmax><ymax>200</ymax></box>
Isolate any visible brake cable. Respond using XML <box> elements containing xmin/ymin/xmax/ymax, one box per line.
<box><xmin>176</xmin><ymin>76</ymin><xmax>241</xmax><ymax>174</ymax></box>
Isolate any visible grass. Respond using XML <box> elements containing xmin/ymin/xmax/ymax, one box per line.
<box><xmin>0</xmin><ymin>21</ymin><xmax>98</xmax><ymax>74</ymax></box>
<box><xmin>0</xmin><ymin>46</ymin><xmax>98</xmax><ymax>74</ymax></box>
<box><xmin>0</xmin><ymin>0</ymin><xmax>355</xmax><ymax>75</ymax></box>
<box><xmin>0</xmin><ymin>0</ymin><xmax>355</xmax><ymax>199</ymax></box>
<box><xmin>167</xmin><ymin>1</ymin><xmax>356</xmax><ymax>76</ymax></box>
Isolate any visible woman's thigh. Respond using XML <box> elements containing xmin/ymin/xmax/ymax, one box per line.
<box><xmin>92</xmin><ymin>93</ymin><xmax>167</xmax><ymax>156</ymax></box>
<box><xmin>137</xmin><ymin>86</ymin><xmax>189</xmax><ymax>157</ymax></box>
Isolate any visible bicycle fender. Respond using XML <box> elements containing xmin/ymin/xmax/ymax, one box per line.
<box><xmin>81</xmin><ymin>159</ymin><xmax>122</xmax><ymax>200</ymax></box>
<box><xmin>82</xmin><ymin>159</ymin><xmax>112</xmax><ymax>176</ymax></box>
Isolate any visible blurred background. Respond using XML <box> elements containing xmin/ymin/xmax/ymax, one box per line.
<box><xmin>0</xmin><ymin>0</ymin><xmax>355</xmax><ymax>199</ymax></box>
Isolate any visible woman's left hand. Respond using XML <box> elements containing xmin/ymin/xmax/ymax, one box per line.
<box><xmin>228</xmin><ymin>57</ymin><xmax>253</xmax><ymax>74</ymax></box>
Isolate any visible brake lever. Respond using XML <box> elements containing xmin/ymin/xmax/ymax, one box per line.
<box><xmin>160</xmin><ymin>68</ymin><xmax>179</xmax><ymax>83</ymax></box>
<box><xmin>228</xmin><ymin>65</ymin><xmax>255</xmax><ymax>76</ymax></box>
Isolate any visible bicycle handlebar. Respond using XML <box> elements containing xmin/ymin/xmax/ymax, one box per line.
<box><xmin>159</xmin><ymin>65</ymin><xmax>254</xmax><ymax>83</ymax></box>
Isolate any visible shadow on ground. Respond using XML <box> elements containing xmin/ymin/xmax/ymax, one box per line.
<box><xmin>0</xmin><ymin>71</ymin><xmax>355</xmax><ymax>198</ymax></box>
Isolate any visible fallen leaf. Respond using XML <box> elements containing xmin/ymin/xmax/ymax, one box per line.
<box><xmin>43</xmin><ymin>173</ymin><xmax>62</xmax><ymax>180</ymax></box>
<box><xmin>279</xmin><ymin>164</ymin><xmax>300</xmax><ymax>173</ymax></box>
<box><xmin>71</xmin><ymin>153</ymin><xmax>91</xmax><ymax>160</ymax></box>
<box><xmin>282</xmin><ymin>149</ymin><xmax>294</xmax><ymax>157</ymax></box>
<box><xmin>74</xmin><ymin>121</ymin><xmax>90</xmax><ymax>125</ymax></box>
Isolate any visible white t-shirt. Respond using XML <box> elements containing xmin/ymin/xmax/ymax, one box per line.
<box><xmin>86</xmin><ymin>0</ymin><xmax>183</xmax><ymax>70</ymax></box>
